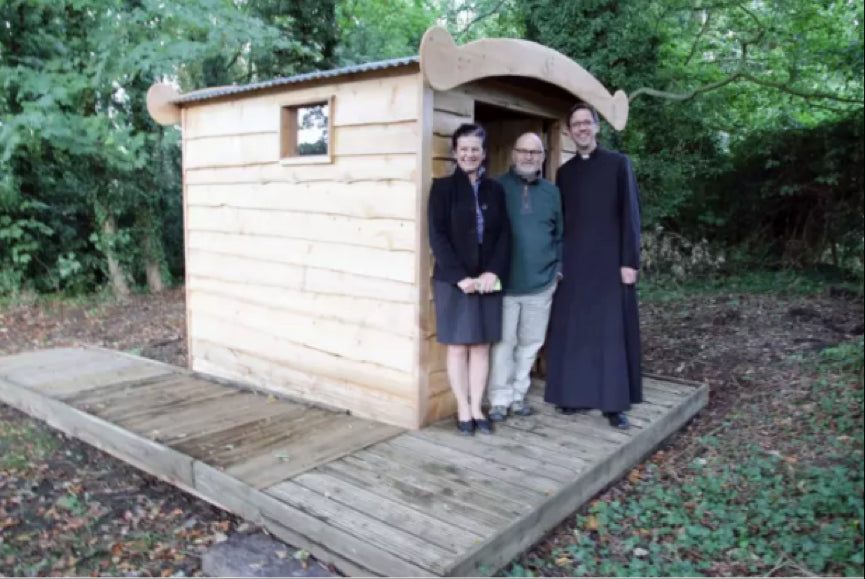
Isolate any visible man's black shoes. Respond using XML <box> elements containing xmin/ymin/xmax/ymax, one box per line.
<box><xmin>604</xmin><ymin>412</ymin><xmax>630</xmax><ymax>430</ymax></box>
<box><xmin>556</xmin><ymin>406</ymin><xmax>588</xmax><ymax>415</ymax></box>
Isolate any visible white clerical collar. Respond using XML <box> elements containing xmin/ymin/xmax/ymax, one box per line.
<box><xmin>579</xmin><ymin>146</ymin><xmax>598</xmax><ymax>160</ymax></box>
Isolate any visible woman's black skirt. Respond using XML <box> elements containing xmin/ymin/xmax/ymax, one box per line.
<box><xmin>433</xmin><ymin>279</ymin><xmax>503</xmax><ymax>344</ymax></box>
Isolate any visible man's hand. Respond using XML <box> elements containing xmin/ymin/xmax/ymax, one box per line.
<box><xmin>620</xmin><ymin>267</ymin><xmax>638</xmax><ymax>285</ymax></box>
<box><xmin>457</xmin><ymin>277</ymin><xmax>478</xmax><ymax>294</ymax></box>
<box><xmin>476</xmin><ymin>272</ymin><xmax>499</xmax><ymax>293</ymax></box>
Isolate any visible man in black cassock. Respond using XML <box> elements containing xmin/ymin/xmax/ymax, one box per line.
<box><xmin>543</xmin><ymin>101</ymin><xmax>643</xmax><ymax>430</ymax></box>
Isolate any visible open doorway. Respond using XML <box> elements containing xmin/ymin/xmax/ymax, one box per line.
<box><xmin>474</xmin><ymin>101</ymin><xmax>561</xmax><ymax>179</ymax></box>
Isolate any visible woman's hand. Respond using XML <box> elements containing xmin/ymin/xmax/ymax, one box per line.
<box><xmin>620</xmin><ymin>267</ymin><xmax>638</xmax><ymax>285</ymax></box>
<box><xmin>457</xmin><ymin>277</ymin><xmax>478</xmax><ymax>294</ymax></box>
<box><xmin>476</xmin><ymin>272</ymin><xmax>499</xmax><ymax>293</ymax></box>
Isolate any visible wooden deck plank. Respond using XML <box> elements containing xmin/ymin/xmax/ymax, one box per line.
<box><xmin>388</xmin><ymin>434</ymin><xmax>562</xmax><ymax>496</ymax></box>
<box><xmin>266</xmin><ymin>480</ymin><xmax>449</xmax><ymax>574</ymax></box>
<box><xmin>226</xmin><ymin>417</ymin><xmax>403</xmax><ymax>489</ymax></box>
<box><xmin>454</xmin><ymin>421</ymin><xmax>590</xmax><ymax>471</ymax></box>
<box><xmin>352</xmin><ymin>446</ymin><xmax>535</xmax><ymax>517</ymax></box>
<box><xmin>181</xmin><ymin>408</ymin><xmax>333</xmax><ymax>466</ymax></box>
<box><xmin>59</xmin><ymin>371</ymin><xmax>188</xmax><ymax>403</ymax></box>
<box><xmin>65</xmin><ymin>374</ymin><xmax>211</xmax><ymax>409</ymax></box>
<box><xmin>161</xmin><ymin>405</ymin><xmax>309</xmax><ymax>448</ymax></box>
<box><xmin>410</xmin><ymin>424</ymin><xmax>578</xmax><ymax>483</ymax></box>
<box><xmin>291</xmin><ymin>471</ymin><xmax>485</xmax><ymax>553</ymax></box>
<box><xmin>0</xmin><ymin>348</ymin><xmax>90</xmax><ymax>374</ymax></box>
<box><xmin>367</xmin><ymin>439</ymin><xmax>549</xmax><ymax>507</ymax></box>
<box><xmin>93</xmin><ymin>381</ymin><xmax>241</xmax><ymax>424</ymax></box>
<box><xmin>479</xmin><ymin>420</ymin><xmax>597</xmax><ymax>459</ymax></box>
<box><xmin>99</xmin><ymin>386</ymin><xmax>240</xmax><ymax>425</ymax></box>
<box><xmin>503</xmin><ymin>405</ymin><xmax>635</xmax><ymax>445</ymax></box>
<box><xmin>519</xmin><ymin>397</ymin><xmax>647</xmax><ymax>434</ymax></box>
<box><xmin>121</xmin><ymin>392</ymin><xmax>297</xmax><ymax>441</ymax></box>
<box><xmin>5</xmin><ymin>354</ymin><xmax>174</xmax><ymax>398</ymax></box>
<box><xmin>315</xmin><ymin>456</ymin><xmax>513</xmax><ymax>536</ymax></box>
<box><xmin>525</xmin><ymin>390</ymin><xmax>667</xmax><ymax>430</ymax></box>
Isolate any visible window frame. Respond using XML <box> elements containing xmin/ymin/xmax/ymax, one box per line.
<box><xmin>279</xmin><ymin>95</ymin><xmax>335</xmax><ymax>165</ymax></box>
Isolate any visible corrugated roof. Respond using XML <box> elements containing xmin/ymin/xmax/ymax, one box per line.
<box><xmin>172</xmin><ymin>56</ymin><xmax>420</xmax><ymax>104</ymax></box>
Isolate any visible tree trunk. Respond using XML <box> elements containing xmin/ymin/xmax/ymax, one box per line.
<box><xmin>143</xmin><ymin>230</ymin><xmax>166</xmax><ymax>293</ymax></box>
<box><xmin>137</xmin><ymin>204</ymin><xmax>167</xmax><ymax>293</ymax></box>
<box><xmin>96</xmin><ymin>202</ymin><xmax>131</xmax><ymax>298</ymax></box>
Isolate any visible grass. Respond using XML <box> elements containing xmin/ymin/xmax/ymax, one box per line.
<box><xmin>0</xmin><ymin>420</ymin><xmax>62</xmax><ymax>470</ymax></box>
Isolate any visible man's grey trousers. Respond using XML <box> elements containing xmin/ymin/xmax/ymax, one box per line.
<box><xmin>487</xmin><ymin>281</ymin><xmax>556</xmax><ymax>408</ymax></box>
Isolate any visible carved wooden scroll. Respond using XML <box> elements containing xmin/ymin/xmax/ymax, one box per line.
<box><xmin>146</xmin><ymin>83</ymin><xmax>181</xmax><ymax>126</ymax></box>
<box><xmin>419</xmin><ymin>26</ymin><xmax>629</xmax><ymax>130</ymax></box>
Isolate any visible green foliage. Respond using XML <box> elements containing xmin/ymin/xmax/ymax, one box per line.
<box><xmin>525</xmin><ymin>0</ymin><xmax>727</xmax><ymax>228</ymax></box>
<box><xmin>819</xmin><ymin>336</ymin><xmax>865</xmax><ymax>376</ymax></box>
<box><xmin>336</xmin><ymin>0</ymin><xmax>434</xmax><ymax>64</ymax></box>
<box><xmin>694</xmin><ymin>110</ymin><xmax>864</xmax><ymax>270</ymax></box>
<box><xmin>525</xmin><ymin>0</ymin><xmax>864</xmax><ymax>270</ymax></box>
<box><xmin>1</xmin><ymin>0</ymin><xmax>862</xmax><ymax>293</ymax></box>
<box><xmin>639</xmin><ymin>267</ymin><xmax>864</xmax><ymax>303</ymax></box>
<box><xmin>335</xmin><ymin>0</ymin><xmax>527</xmax><ymax>65</ymax></box>
<box><xmin>0</xmin><ymin>0</ymin><xmax>330</xmax><ymax>296</ymax></box>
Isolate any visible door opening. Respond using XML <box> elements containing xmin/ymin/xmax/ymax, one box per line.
<box><xmin>473</xmin><ymin>101</ymin><xmax>560</xmax><ymax>180</ymax></box>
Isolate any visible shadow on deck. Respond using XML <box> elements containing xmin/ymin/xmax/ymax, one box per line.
<box><xmin>0</xmin><ymin>347</ymin><xmax>707</xmax><ymax>577</ymax></box>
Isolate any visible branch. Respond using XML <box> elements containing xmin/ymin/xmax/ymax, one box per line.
<box><xmin>455</xmin><ymin>0</ymin><xmax>508</xmax><ymax>39</ymax></box>
<box><xmin>630</xmin><ymin>69</ymin><xmax>744</xmax><ymax>102</ymax></box>
<box><xmin>630</xmin><ymin>72</ymin><xmax>863</xmax><ymax>105</ymax></box>
<box><xmin>739</xmin><ymin>72</ymin><xmax>865</xmax><ymax>104</ymax></box>
<box><xmin>632</xmin><ymin>32</ymin><xmax>864</xmax><ymax>105</ymax></box>
<box><xmin>683</xmin><ymin>9</ymin><xmax>713</xmax><ymax>68</ymax></box>
<box><xmin>735</xmin><ymin>1</ymin><xmax>768</xmax><ymax>45</ymax></box>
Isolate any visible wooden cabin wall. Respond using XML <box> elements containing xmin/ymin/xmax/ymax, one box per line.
<box><xmin>181</xmin><ymin>72</ymin><xmax>423</xmax><ymax>429</ymax></box>
<box><xmin>420</xmin><ymin>80</ymin><xmax>572</xmax><ymax>425</ymax></box>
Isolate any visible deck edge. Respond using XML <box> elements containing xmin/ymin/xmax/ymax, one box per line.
<box><xmin>444</xmin><ymin>382</ymin><xmax>710</xmax><ymax>576</ymax></box>
<box><xmin>0</xmin><ymin>375</ymin><xmax>199</xmax><ymax>496</ymax></box>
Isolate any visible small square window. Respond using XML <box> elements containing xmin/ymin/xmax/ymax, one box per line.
<box><xmin>280</xmin><ymin>96</ymin><xmax>333</xmax><ymax>164</ymax></box>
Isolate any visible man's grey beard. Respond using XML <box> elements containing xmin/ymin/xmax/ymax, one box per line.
<box><xmin>514</xmin><ymin>166</ymin><xmax>539</xmax><ymax>180</ymax></box>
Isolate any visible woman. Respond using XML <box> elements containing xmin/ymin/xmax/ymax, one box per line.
<box><xmin>428</xmin><ymin>123</ymin><xmax>511</xmax><ymax>435</ymax></box>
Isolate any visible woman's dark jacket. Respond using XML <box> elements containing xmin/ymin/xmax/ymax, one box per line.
<box><xmin>428</xmin><ymin>167</ymin><xmax>511</xmax><ymax>284</ymax></box>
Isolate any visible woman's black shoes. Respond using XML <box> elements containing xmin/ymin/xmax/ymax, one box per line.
<box><xmin>474</xmin><ymin>418</ymin><xmax>492</xmax><ymax>434</ymax></box>
<box><xmin>457</xmin><ymin>420</ymin><xmax>475</xmax><ymax>435</ymax></box>
<box><xmin>457</xmin><ymin>418</ymin><xmax>493</xmax><ymax>435</ymax></box>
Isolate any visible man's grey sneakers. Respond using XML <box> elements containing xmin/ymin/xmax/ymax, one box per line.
<box><xmin>489</xmin><ymin>405</ymin><xmax>508</xmax><ymax>422</ymax></box>
<box><xmin>510</xmin><ymin>400</ymin><xmax>533</xmax><ymax>416</ymax></box>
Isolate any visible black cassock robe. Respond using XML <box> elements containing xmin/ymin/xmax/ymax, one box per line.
<box><xmin>544</xmin><ymin>147</ymin><xmax>643</xmax><ymax>412</ymax></box>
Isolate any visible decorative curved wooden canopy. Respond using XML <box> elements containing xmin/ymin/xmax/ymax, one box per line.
<box><xmin>419</xmin><ymin>26</ymin><xmax>629</xmax><ymax>131</ymax></box>
<box><xmin>146</xmin><ymin>83</ymin><xmax>181</xmax><ymax>126</ymax></box>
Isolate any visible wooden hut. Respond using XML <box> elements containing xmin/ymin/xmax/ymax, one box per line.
<box><xmin>146</xmin><ymin>26</ymin><xmax>630</xmax><ymax>430</ymax></box>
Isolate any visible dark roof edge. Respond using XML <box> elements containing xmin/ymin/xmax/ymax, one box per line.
<box><xmin>172</xmin><ymin>56</ymin><xmax>420</xmax><ymax>104</ymax></box>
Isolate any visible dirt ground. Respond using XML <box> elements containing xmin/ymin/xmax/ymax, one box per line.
<box><xmin>1</xmin><ymin>285</ymin><xmax>862</xmax><ymax>576</ymax></box>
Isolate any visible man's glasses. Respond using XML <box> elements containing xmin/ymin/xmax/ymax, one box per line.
<box><xmin>570</xmin><ymin>120</ymin><xmax>596</xmax><ymax>128</ymax></box>
<box><xmin>514</xmin><ymin>148</ymin><xmax>545</xmax><ymax>157</ymax></box>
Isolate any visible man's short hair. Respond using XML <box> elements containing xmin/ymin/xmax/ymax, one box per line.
<box><xmin>567</xmin><ymin>101</ymin><xmax>599</xmax><ymax>126</ymax></box>
<box><xmin>451</xmin><ymin>123</ymin><xmax>487</xmax><ymax>151</ymax></box>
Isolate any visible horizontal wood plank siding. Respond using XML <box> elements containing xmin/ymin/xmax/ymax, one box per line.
<box><xmin>187</xmin><ymin>181</ymin><xmax>416</xmax><ymax>220</ymax></box>
<box><xmin>182</xmin><ymin>71</ymin><xmax>423</xmax><ymax>428</ymax></box>
<box><xmin>184</xmin><ymin>74</ymin><xmax>421</xmax><ymax>139</ymax></box>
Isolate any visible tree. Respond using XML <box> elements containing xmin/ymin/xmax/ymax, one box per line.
<box><xmin>0</xmin><ymin>0</ymin><xmax>313</xmax><ymax>297</ymax></box>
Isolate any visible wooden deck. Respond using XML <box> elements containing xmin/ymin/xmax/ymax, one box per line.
<box><xmin>0</xmin><ymin>347</ymin><xmax>707</xmax><ymax>577</ymax></box>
